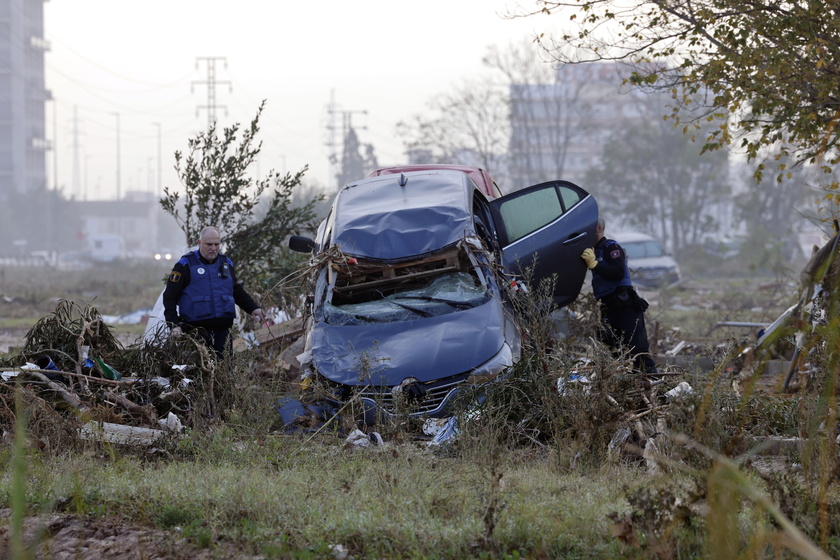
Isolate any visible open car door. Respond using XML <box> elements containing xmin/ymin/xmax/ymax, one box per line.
<box><xmin>488</xmin><ymin>180</ymin><xmax>598</xmax><ymax>307</ymax></box>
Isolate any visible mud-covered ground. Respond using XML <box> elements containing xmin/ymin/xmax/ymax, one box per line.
<box><xmin>0</xmin><ymin>509</ymin><xmax>257</xmax><ymax>559</ymax></box>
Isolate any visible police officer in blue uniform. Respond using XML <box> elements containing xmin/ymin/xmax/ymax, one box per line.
<box><xmin>164</xmin><ymin>226</ymin><xmax>265</xmax><ymax>359</ymax></box>
<box><xmin>581</xmin><ymin>217</ymin><xmax>658</xmax><ymax>373</ymax></box>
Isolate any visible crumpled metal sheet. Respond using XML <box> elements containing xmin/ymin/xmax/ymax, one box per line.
<box><xmin>308</xmin><ymin>299</ymin><xmax>506</xmax><ymax>386</ymax></box>
<box><xmin>331</xmin><ymin>171</ymin><xmax>473</xmax><ymax>261</ymax></box>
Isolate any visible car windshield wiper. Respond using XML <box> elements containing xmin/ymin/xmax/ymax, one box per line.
<box><xmin>394</xmin><ymin>295</ymin><xmax>479</xmax><ymax>309</ymax></box>
<box><xmin>388</xmin><ymin>300</ymin><xmax>434</xmax><ymax>317</ymax></box>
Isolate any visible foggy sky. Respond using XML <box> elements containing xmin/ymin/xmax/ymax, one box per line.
<box><xmin>44</xmin><ymin>1</ymin><xmax>552</xmax><ymax>199</ymax></box>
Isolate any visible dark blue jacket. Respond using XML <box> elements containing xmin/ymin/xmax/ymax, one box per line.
<box><xmin>177</xmin><ymin>251</ymin><xmax>236</xmax><ymax>322</ymax></box>
<box><xmin>163</xmin><ymin>250</ymin><xmax>260</xmax><ymax>329</ymax></box>
<box><xmin>592</xmin><ymin>238</ymin><xmax>633</xmax><ymax>299</ymax></box>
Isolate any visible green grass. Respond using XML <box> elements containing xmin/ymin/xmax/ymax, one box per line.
<box><xmin>6</xmin><ymin>435</ymin><xmax>650</xmax><ymax>558</ymax></box>
<box><xmin>1</xmin><ymin>263</ymin><xmax>837</xmax><ymax>559</ymax></box>
<box><xmin>8</xmin><ymin>422</ymin><xmax>835</xmax><ymax>559</ymax></box>
<box><xmin>0</xmin><ymin>317</ymin><xmax>41</xmax><ymax>329</ymax></box>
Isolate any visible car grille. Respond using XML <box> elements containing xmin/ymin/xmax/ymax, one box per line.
<box><xmin>358</xmin><ymin>373</ymin><xmax>469</xmax><ymax>415</ymax></box>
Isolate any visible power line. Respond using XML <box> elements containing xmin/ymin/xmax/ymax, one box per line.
<box><xmin>192</xmin><ymin>57</ymin><xmax>231</xmax><ymax>131</ymax></box>
<box><xmin>48</xmin><ymin>34</ymin><xmax>194</xmax><ymax>88</ymax></box>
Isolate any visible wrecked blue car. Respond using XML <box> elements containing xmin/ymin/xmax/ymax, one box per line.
<box><xmin>286</xmin><ymin>168</ymin><xmax>598</xmax><ymax>427</ymax></box>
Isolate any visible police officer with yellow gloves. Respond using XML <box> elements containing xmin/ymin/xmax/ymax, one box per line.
<box><xmin>581</xmin><ymin>217</ymin><xmax>658</xmax><ymax>373</ymax></box>
<box><xmin>164</xmin><ymin>226</ymin><xmax>265</xmax><ymax>359</ymax></box>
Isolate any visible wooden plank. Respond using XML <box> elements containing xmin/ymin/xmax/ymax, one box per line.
<box><xmin>331</xmin><ymin>248</ymin><xmax>464</xmax><ymax>294</ymax></box>
<box><xmin>334</xmin><ymin>266</ymin><xmax>460</xmax><ymax>293</ymax></box>
<box><xmin>80</xmin><ymin>421</ymin><xmax>166</xmax><ymax>446</ymax></box>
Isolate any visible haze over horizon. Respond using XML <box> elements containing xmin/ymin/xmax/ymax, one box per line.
<box><xmin>44</xmin><ymin>1</ymin><xmax>552</xmax><ymax>200</ymax></box>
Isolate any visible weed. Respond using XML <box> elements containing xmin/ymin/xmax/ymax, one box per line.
<box><xmin>181</xmin><ymin>519</ymin><xmax>214</xmax><ymax>548</ymax></box>
<box><xmin>153</xmin><ymin>503</ymin><xmax>199</xmax><ymax>529</ymax></box>
<box><xmin>10</xmin><ymin>385</ymin><xmax>27</xmax><ymax>559</ymax></box>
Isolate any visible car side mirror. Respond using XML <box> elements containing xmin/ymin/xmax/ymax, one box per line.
<box><xmin>289</xmin><ymin>235</ymin><xmax>316</xmax><ymax>253</ymax></box>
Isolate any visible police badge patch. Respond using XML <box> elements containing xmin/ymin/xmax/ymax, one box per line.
<box><xmin>610</xmin><ymin>249</ymin><xmax>622</xmax><ymax>260</ymax></box>
<box><xmin>169</xmin><ymin>271</ymin><xmax>182</xmax><ymax>283</ymax></box>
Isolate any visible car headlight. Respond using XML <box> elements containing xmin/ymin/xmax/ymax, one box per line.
<box><xmin>466</xmin><ymin>342</ymin><xmax>514</xmax><ymax>384</ymax></box>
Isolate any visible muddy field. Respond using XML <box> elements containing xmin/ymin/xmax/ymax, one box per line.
<box><xmin>0</xmin><ymin>508</ymin><xmax>258</xmax><ymax>560</ymax></box>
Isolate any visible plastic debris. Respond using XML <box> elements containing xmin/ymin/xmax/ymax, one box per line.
<box><xmin>665</xmin><ymin>381</ymin><xmax>694</xmax><ymax>402</ymax></box>
<box><xmin>159</xmin><ymin>412</ymin><xmax>184</xmax><ymax>433</ymax></box>
<box><xmin>94</xmin><ymin>357</ymin><xmax>122</xmax><ymax>380</ymax></box>
<box><xmin>427</xmin><ymin>416</ymin><xmax>459</xmax><ymax>446</ymax></box>
<box><xmin>557</xmin><ymin>373</ymin><xmax>591</xmax><ymax>396</ymax></box>
<box><xmin>344</xmin><ymin>429</ymin><xmax>384</xmax><ymax>448</ymax></box>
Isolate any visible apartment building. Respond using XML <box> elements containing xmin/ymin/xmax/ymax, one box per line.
<box><xmin>0</xmin><ymin>0</ymin><xmax>49</xmax><ymax>198</ymax></box>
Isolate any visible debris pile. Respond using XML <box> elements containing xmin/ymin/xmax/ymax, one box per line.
<box><xmin>0</xmin><ymin>299</ymin><xmax>236</xmax><ymax>447</ymax></box>
<box><xmin>731</xmin><ymin>228</ymin><xmax>840</xmax><ymax>394</ymax></box>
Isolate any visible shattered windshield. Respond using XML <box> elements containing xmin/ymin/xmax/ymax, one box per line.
<box><xmin>324</xmin><ymin>272</ymin><xmax>490</xmax><ymax>325</ymax></box>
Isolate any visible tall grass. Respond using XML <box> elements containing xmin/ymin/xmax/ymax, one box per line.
<box><xmin>1</xmin><ymin>265</ymin><xmax>839</xmax><ymax>558</ymax></box>
<box><xmin>10</xmin><ymin>385</ymin><xmax>27</xmax><ymax>559</ymax></box>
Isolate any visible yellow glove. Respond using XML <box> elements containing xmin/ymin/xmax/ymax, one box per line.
<box><xmin>581</xmin><ymin>248</ymin><xmax>597</xmax><ymax>270</ymax></box>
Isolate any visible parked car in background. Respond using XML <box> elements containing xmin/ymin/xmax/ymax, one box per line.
<box><xmin>286</xmin><ymin>167</ymin><xmax>598</xmax><ymax>426</ymax></box>
<box><xmin>613</xmin><ymin>231</ymin><xmax>681</xmax><ymax>289</ymax></box>
<box><xmin>154</xmin><ymin>249</ymin><xmax>176</xmax><ymax>262</ymax></box>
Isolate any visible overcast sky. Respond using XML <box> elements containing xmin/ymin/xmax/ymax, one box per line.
<box><xmin>44</xmin><ymin>1</ymin><xmax>557</xmax><ymax>200</ymax></box>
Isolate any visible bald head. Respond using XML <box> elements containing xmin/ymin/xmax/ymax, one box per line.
<box><xmin>198</xmin><ymin>227</ymin><xmax>221</xmax><ymax>261</ymax></box>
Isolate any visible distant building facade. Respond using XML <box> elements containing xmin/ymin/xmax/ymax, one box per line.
<box><xmin>75</xmin><ymin>191</ymin><xmax>184</xmax><ymax>258</ymax></box>
<box><xmin>508</xmin><ymin>62</ymin><xmax>669</xmax><ymax>188</ymax></box>
<box><xmin>0</xmin><ymin>0</ymin><xmax>50</xmax><ymax>197</ymax></box>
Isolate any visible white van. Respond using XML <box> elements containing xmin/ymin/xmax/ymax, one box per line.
<box><xmin>613</xmin><ymin>231</ymin><xmax>681</xmax><ymax>288</ymax></box>
<box><xmin>89</xmin><ymin>234</ymin><xmax>125</xmax><ymax>263</ymax></box>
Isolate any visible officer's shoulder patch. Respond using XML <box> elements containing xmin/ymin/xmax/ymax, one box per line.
<box><xmin>169</xmin><ymin>271</ymin><xmax>182</xmax><ymax>283</ymax></box>
<box><xmin>609</xmin><ymin>249</ymin><xmax>622</xmax><ymax>260</ymax></box>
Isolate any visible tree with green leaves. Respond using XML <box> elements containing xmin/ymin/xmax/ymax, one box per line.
<box><xmin>525</xmin><ymin>0</ymin><xmax>840</xmax><ymax>189</ymax></box>
<box><xmin>735</xmin><ymin>150</ymin><xmax>816</xmax><ymax>259</ymax></box>
<box><xmin>586</xmin><ymin>104</ymin><xmax>730</xmax><ymax>251</ymax></box>
<box><xmin>160</xmin><ymin>101</ymin><xmax>323</xmax><ymax>290</ymax></box>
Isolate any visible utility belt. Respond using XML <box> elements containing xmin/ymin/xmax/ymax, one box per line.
<box><xmin>599</xmin><ymin>286</ymin><xmax>649</xmax><ymax>312</ymax></box>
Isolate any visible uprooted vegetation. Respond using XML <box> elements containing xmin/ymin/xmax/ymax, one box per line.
<box><xmin>1</xmin><ymin>249</ymin><xmax>839</xmax><ymax>558</ymax></box>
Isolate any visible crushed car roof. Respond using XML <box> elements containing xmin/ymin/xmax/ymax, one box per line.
<box><xmin>332</xmin><ymin>170</ymin><xmax>475</xmax><ymax>261</ymax></box>
<box><xmin>367</xmin><ymin>164</ymin><xmax>500</xmax><ymax>198</ymax></box>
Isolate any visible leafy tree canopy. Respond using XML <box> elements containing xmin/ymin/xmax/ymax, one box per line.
<box><xmin>161</xmin><ymin>101</ymin><xmax>323</xmax><ymax>290</ymax></box>
<box><xmin>586</xmin><ymin>114</ymin><xmax>729</xmax><ymax>251</ymax></box>
<box><xmin>527</xmin><ymin>1</ymin><xmax>840</xmax><ymax>187</ymax></box>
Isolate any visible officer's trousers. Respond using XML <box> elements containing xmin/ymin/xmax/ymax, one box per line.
<box><xmin>184</xmin><ymin>324</ymin><xmax>233</xmax><ymax>361</ymax></box>
<box><xmin>598</xmin><ymin>298</ymin><xmax>658</xmax><ymax>373</ymax></box>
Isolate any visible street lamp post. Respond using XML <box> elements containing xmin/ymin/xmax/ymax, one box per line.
<box><xmin>152</xmin><ymin>122</ymin><xmax>161</xmax><ymax>197</ymax></box>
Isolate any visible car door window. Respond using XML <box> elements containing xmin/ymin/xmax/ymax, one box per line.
<box><xmin>488</xmin><ymin>180</ymin><xmax>598</xmax><ymax>308</ymax></box>
<box><xmin>497</xmin><ymin>187</ymin><xmax>563</xmax><ymax>244</ymax></box>
<box><xmin>494</xmin><ymin>183</ymin><xmax>586</xmax><ymax>246</ymax></box>
<box><xmin>559</xmin><ymin>186</ymin><xmax>582</xmax><ymax>210</ymax></box>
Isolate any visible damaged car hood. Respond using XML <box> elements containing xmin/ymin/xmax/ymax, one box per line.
<box><xmin>308</xmin><ymin>300</ymin><xmax>507</xmax><ymax>386</ymax></box>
